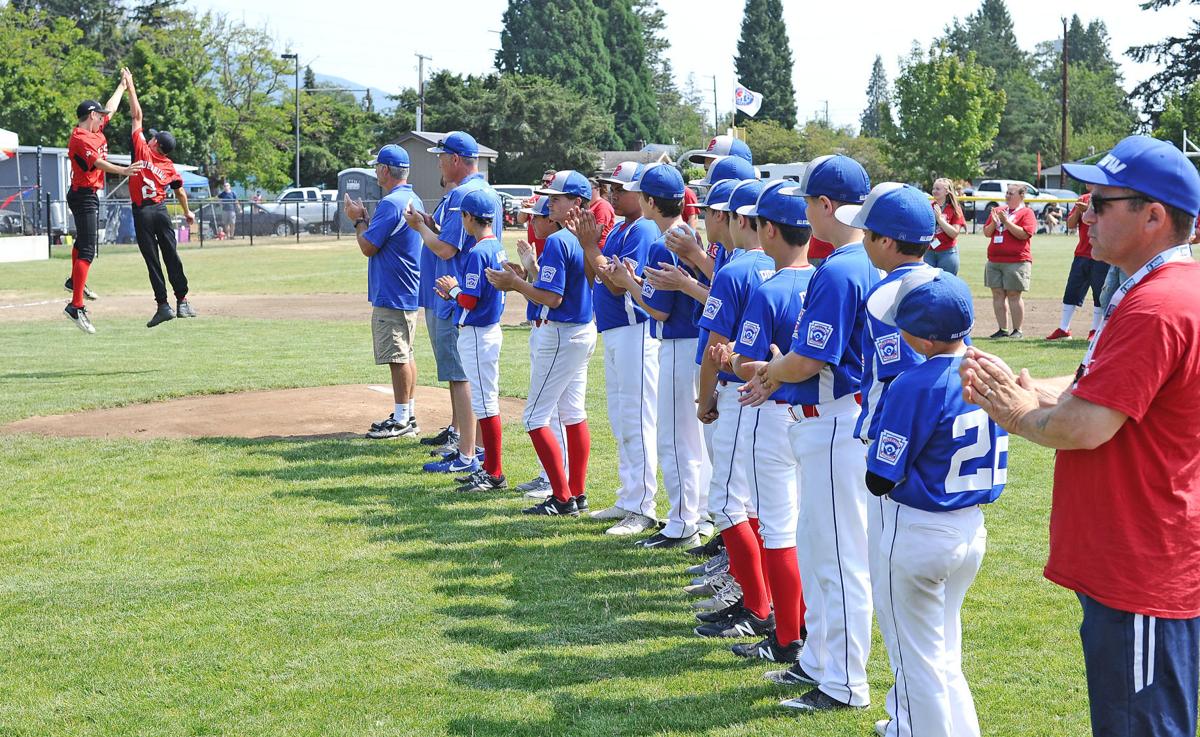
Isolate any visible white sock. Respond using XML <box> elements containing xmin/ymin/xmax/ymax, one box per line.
<box><xmin>1091</xmin><ymin>306</ymin><xmax>1104</xmax><ymax>332</ymax></box>
<box><xmin>407</xmin><ymin>399</ymin><xmax>415</xmax><ymax>416</ymax></box>
<box><xmin>1060</xmin><ymin>304</ymin><xmax>1076</xmax><ymax>332</ymax></box>
<box><xmin>395</xmin><ymin>404</ymin><xmax>410</xmax><ymax>425</ymax></box>
<box><xmin>458</xmin><ymin>451</ymin><xmax>474</xmax><ymax>463</ymax></box>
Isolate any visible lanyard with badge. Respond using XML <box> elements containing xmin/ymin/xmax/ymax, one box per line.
<box><xmin>1075</xmin><ymin>243</ymin><xmax>1194</xmax><ymax>382</ymax></box>
<box><xmin>993</xmin><ymin>206</ymin><xmax>1027</xmax><ymax>244</ymax></box>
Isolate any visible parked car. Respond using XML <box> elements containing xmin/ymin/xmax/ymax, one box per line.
<box><xmin>262</xmin><ymin>187</ymin><xmax>336</xmax><ymax>231</ymax></box>
<box><xmin>492</xmin><ymin>184</ymin><xmax>536</xmax><ymax>201</ymax></box>
<box><xmin>196</xmin><ymin>202</ymin><xmax>307</xmax><ymax>238</ymax></box>
<box><xmin>0</xmin><ymin>208</ymin><xmax>34</xmax><ymax>235</ymax></box>
<box><xmin>963</xmin><ymin>179</ymin><xmax>1072</xmax><ymax>223</ymax></box>
<box><xmin>496</xmin><ymin>191</ymin><xmax>520</xmax><ymax>229</ymax></box>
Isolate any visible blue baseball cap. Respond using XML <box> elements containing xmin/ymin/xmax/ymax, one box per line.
<box><xmin>692</xmin><ymin>155</ymin><xmax>757</xmax><ymax>186</ymax></box>
<box><xmin>687</xmin><ymin>135</ymin><xmax>754</xmax><ymax>165</ymax></box>
<box><xmin>626</xmin><ymin>163</ymin><xmax>686</xmax><ymax>199</ymax></box>
<box><xmin>783</xmin><ymin>154</ymin><xmax>871</xmax><ymax>204</ymax></box>
<box><xmin>459</xmin><ymin>189</ymin><xmax>497</xmax><ymax>219</ymax></box>
<box><xmin>835</xmin><ymin>183</ymin><xmax>935</xmax><ymax>243</ymax></box>
<box><xmin>699</xmin><ymin>179</ymin><xmax>739</xmax><ymax>210</ymax></box>
<box><xmin>536</xmin><ymin>170</ymin><xmax>592</xmax><ymax>199</ymax></box>
<box><xmin>726</xmin><ymin>179</ymin><xmax>765</xmax><ymax>217</ymax></box>
<box><xmin>367</xmin><ymin>144</ymin><xmax>409</xmax><ymax>168</ymax></box>
<box><xmin>597</xmin><ymin>161</ymin><xmax>645</xmax><ymax>189</ymax></box>
<box><xmin>427</xmin><ymin>131</ymin><xmax>479</xmax><ymax>158</ymax></box>
<box><xmin>1063</xmin><ymin>135</ymin><xmax>1200</xmax><ymax>217</ymax></box>
<box><xmin>519</xmin><ymin>195</ymin><xmax>550</xmax><ymax>217</ymax></box>
<box><xmin>739</xmin><ymin>179</ymin><xmax>809</xmax><ymax>227</ymax></box>
<box><xmin>868</xmin><ymin>267</ymin><xmax>974</xmax><ymax>342</ymax></box>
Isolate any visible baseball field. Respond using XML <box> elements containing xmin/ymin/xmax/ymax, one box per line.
<box><xmin>1</xmin><ymin>232</ymin><xmax>1091</xmax><ymax>735</ymax></box>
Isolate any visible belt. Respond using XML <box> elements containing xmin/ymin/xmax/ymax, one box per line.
<box><xmin>532</xmin><ymin>319</ymin><xmax>546</xmax><ymax>327</ymax></box>
<box><xmin>69</xmin><ymin>186</ymin><xmax>99</xmax><ymax>194</ymax></box>
<box><xmin>788</xmin><ymin>392</ymin><xmax>862</xmax><ymax>421</ymax></box>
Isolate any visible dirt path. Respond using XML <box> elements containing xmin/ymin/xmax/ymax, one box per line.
<box><xmin>1</xmin><ymin>384</ymin><xmax>526</xmax><ymax>441</ymax></box>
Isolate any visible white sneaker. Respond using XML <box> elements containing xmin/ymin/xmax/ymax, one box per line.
<box><xmin>589</xmin><ymin>506</ymin><xmax>629</xmax><ymax>521</ymax></box>
<box><xmin>697</xmin><ymin>519</ymin><xmax>715</xmax><ymax>538</ymax></box>
<box><xmin>875</xmin><ymin>719</ymin><xmax>891</xmax><ymax>736</ymax></box>
<box><xmin>605</xmin><ymin>512</ymin><xmax>657</xmax><ymax>536</ymax></box>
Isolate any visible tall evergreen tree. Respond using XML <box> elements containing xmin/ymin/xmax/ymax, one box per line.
<box><xmin>1128</xmin><ymin>0</ymin><xmax>1200</xmax><ymax>114</ymax></box>
<box><xmin>598</xmin><ymin>0</ymin><xmax>659</xmax><ymax>148</ymax></box>
<box><xmin>859</xmin><ymin>55</ymin><xmax>892</xmax><ymax>138</ymax></box>
<box><xmin>944</xmin><ymin>0</ymin><xmax>1026</xmax><ymax>81</ymax></box>
<box><xmin>733</xmin><ymin>0</ymin><xmax>797</xmax><ymax>127</ymax></box>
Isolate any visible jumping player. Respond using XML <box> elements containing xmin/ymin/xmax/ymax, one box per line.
<box><xmin>122</xmin><ymin>68</ymin><xmax>197</xmax><ymax>328</ymax></box>
<box><xmin>434</xmin><ymin>189</ymin><xmax>508</xmax><ymax>492</ymax></box>
<box><xmin>866</xmin><ymin>269</ymin><xmax>1005</xmax><ymax>737</ymax></box>
<box><xmin>487</xmin><ymin>170</ymin><xmax>596</xmax><ymax>517</ymax></box>
<box><xmin>64</xmin><ymin>76</ymin><xmax>144</xmax><ymax>333</ymax></box>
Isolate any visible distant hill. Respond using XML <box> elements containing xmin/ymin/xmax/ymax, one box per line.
<box><xmin>311</xmin><ymin>73</ymin><xmax>397</xmax><ymax>113</ymax></box>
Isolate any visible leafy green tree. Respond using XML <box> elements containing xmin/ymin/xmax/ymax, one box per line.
<box><xmin>10</xmin><ymin>0</ymin><xmax>127</xmax><ymax>70</ymax></box>
<box><xmin>795</xmin><ymin>121</ymin><xmax>897</xmax><ymax>184</ymax></box>
<box><xmin>1128</xmin><ymin>0</ymin><xmax>1200</xmax><ymax>113</ymax></box>
<box><xmin>742</xmin><ymin>119</ymin><xmax>802</xmax><ymax>163</ymax></box>
<box><xmin>943</xmin><ymin>0</ymin><xmax>1026</xmax><ymax>81</ymax></box>
<box><xmin>989</xmin><ymin>67</ymin><xmax>1057</xmax><ymax>179</ymax></box>
<box><xmin>0</xmin><ymin>6</ymin><xmax>105</xmax><ymax>146</ymax></box>
<box><xmin>1154</xmin><ymin>80</ymin><xmax>1200</xmax><ymax>172</ymax></box>
<box><xmin>658</xmin><ymin>74</ymin><xmax>710</xmax><ymax>151</ymax></box>
<box><xmin>297</xmin><ymin>82</ymin><xmax>379</xmax><ymax>188</ymax></box>
<box><xmin>860</xmin><ymin>55</ymin><xmax>892</xmax><ymax>138</ymax></box>
<box><xmin>734</xmin><ymin>0</ymin><xmax>797</xmax><ymax>127</ymax></box>
<box><xmin>888</xmin><ymin>45</ymin><xmax>1004</xmax><ymax>187</ymax></box>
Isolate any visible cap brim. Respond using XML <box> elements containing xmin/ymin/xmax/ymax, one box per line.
<box><xmin>1062</xmin><ymin>162</ymin><xmax>1121</xmax><ymax>188</ymax></box>
<box><xmin>689</xmin><ymin>176</ymin><xmax>713</xmax><ymax>186</ymax></box>
<box><xmin>535</xmin><ymin>187</ymin><xmax>568</xmax><ymax>196</ymax></box>
<box><xmin>708</xmin><ymin>202</ymin><xmax>731</xmax><ymax>212</ymax></box>
<box><xmin>596</xmin><ymin>176</ymin><xmax>623</xmax><ymax>186</ymax></box>
<box><xmin>867</xmin><ymin>266</ymin><xmax>941</xmax><ymax>325</ymax></box>
<box><xmin>778</xmin><ymin>185</ymin><xmax>805</xmax><ymax>197</ymax></box>
<box><xmin>426</xmin><ymin>146</ymin><xmax>447</xmax><ymax>154</ymax></box>
<box><xmin>518</xmin><ymin>207</ymin><xmax>544</xmax><ymax>215</ymax></box>
<box><xmin>834</xmin><ymin>204</ymin><xmax>865</xmax><ymax>229</ymax></box>
<box><xmin>736</xmin><ymin>204</ymin><xmax>758</xmax><ymax>217</ymax></box>
<box><xmin>366</xmin><ymin>158</ymin><xmax>380</xmax><ymax>166</ymax></box>
<box><xmin>686</xmin><ymin>152</ymin><xmax>720</xmax><ymax>165</ymax></box>
<box><xmin>623</xmin><ymin>179</ymin><xmax>646</xmax><ymax>193</ymax></box>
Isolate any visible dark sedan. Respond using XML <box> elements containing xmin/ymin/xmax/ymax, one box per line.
<box><xmin>195</xmin><ymin>202</ymin><xmax>307</xmax><ymax>238</ymax></box>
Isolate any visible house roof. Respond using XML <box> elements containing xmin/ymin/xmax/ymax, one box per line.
<box><xmin>395</xmin><ymin>131</ymin><xmax>498</xmax><ymax>158</ymax></box>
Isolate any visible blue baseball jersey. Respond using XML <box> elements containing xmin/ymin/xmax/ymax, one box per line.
<box><xmin>594</xmin><ymin>217</ymin><xmax>656</xmax><ymax>332</ymax></box>
<box><xmin>867</xmin><ymin>354</ymin><xmax>1007</xmax><ymax>512</ymax></box>
<box><xmin>789</xmin><ymin>243</ymin><xmax>881</xmax><ymax>402</ymax></box>
<box><xmin>421</xmin><ymin>173</ymin><xmax>502</xmax><ymax>319</ymax></box>
<box><xmin>456</xmin><ymin>236</ymin><xmax>507</xmax><ymax>327</ymax></box>
<box><xmin>534</xmin><ymin>229</ymin><xmax>593</xmax><ymax>324</ymax></box>
<box><xmin>695</xmin><ymin>243</ymin><xmax>737</xmax><ymax>365</ymax></box>
<box><xmin>363</xmin><ymin>183</ymin><xmax>424</xmax><ymax>311</ymax></box>
<box><xmin>735</xmin><ymin>266</ymin><xmax>818</xmax><ymax>404</ymax></box>
<box><xmin>856</xmin><ymin>262</ymin><xmax>928</xmax><ymax>441</ymax></box>
<box><xmin>699</xmin><ymin>249</ymin><xmax>776</xmax><ymax>383</ymax></box>
<box><xmin>641</xmin><ymin>233</ymin><xmax>699</xmax><ymax>340</ymax></box>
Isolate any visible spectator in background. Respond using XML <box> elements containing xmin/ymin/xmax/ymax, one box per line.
<box><xmin>926</xmin><ymin>176</ymin><xmax>966</xmax><ymax>274</ymax></box>
<box><xmin>217</xmin><ymin>182</ymin><xmax>238</xmax><ymax>238</ymax></box>
<box><xmin>982</xmin><ymin>183</ymin><xmax>1037</xmax><ymax>338</ymax></box>
<box><xmin>252</xmin><ymin>190</ymin><xmax>263</xmax><ymax>204</ymax></box>
<box><xmin>1191</xmin><ymin>216</ymin><xmax>1200</xmax><ymax>245</ymax></box>
<box><xmin>588</xmin><ymin>176</ymin><xmax>616</xmax><ymax>248</ymax></box>
<box><xmin>521</xmin><ymin>169</ymin><xmax>556</xmax><ymax>251</ymax></box>
<box><xmin>1047</xmin><ymin>186</ymin><xmax>1108</xmax><ymax>341</ymax></box>
<box><xmin>681</xmin><ymin>184</ymin><xmax>700</xmax><ymax>229</ymax></box>
<box><xmin>1042</xmin><ymin>201</ymin><xmax>1063</xmax><ymax>233</ymax></box>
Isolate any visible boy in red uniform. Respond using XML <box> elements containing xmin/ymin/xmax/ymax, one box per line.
<box><xmin>64</xmin><ymin>77</ymin><xmax>144</xmax><ymax>333</ymax></box>
<box><xmin>123</xmin><ymin>68</ymin><xmax>197</xmax><ymax>328</ymax></box>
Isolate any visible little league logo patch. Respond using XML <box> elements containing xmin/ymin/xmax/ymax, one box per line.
<box><xmin>703</xmin><ymin>296</ymin><xmax>723</xmax><ymax>320</ymax></box>
<box><xmin>642</xmin><ymin>282</ymin><xmax>656</xmax><ymax>298</ymax></box>
<box><xmin>875</xmin><ymin>333</ymin><xmax>901</xmax><ymax>364</ymax></box>
<box><xmin>877</xmin><ymin>430</ymin><xmax>909</xmax><ymax>466</ymax></box>
<box><xmin>806</xmin><ymin>321</ymin><xmax>834</xmax><ymax>350</ymax></box>
<box><xmin>740</xmin><ymin>321</ymin><xmax>761</xmax><ymax>346</ymax></box>
<box><xmin>540</xmin><ymin>265</ymin><xmax>557</xmax><ymax>283</ymax></box>
<box><xmin>465</xmin><ymin>273</ymin><xmax>479</xmax><ymax>290</ymax></box>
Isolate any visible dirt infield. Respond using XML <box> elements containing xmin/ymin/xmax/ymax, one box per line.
<box><xmin>1</xmin><ymin>384</ymin><xmax>526</xmax><ymax>440</ymax></box>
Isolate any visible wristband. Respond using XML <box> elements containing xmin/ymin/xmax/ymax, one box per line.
<box><xmin>354</xmin><ymin>217</ymin><xmax>367</xmax><ymax>228</ymax></box>
<box><xmin>448</xmin><ymin>286</ymin><xmax>462</xmax><ymax>300</ymax></box>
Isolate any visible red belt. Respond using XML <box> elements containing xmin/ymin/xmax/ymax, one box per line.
<box><xmin>533</xmin><ymin>319</ymin><xmax>547</xmax><ymax>327</ymax></box>
<box><xmin>792</xmin><ymin>392</ymin><xmax>862</xmax><ymax>420</ymax></box>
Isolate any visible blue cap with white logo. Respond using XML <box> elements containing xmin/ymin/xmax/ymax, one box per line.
<box><xmin>626</xmin><ymin>163</ymin><xmax>686</xmax><ymax>199</ymax></box>
<box><xmin>834</xmin><ymin>183</ymin><xmax>935</xmax><ymax>243</ymax></box>
<box><xmin>368</xmin><ymin>144</ymin><xmax>409</xmax><ymax>168</ymax></box>
<box><xmin>692</xmin><ymin>155</ymin><xmax>757</xmax><ymax>186</ymax></box>
<box><xmin>686</xmin><ymin>135</ymin><xmax>754</xmax><ymax>165</ymax></box>
<box><xmin>460</xmin><ymin>189</ymin><xmax>497</xmax><ymax>220</ymax></box>
<box><xmin>725</xmin><ymin>179</ymin><xmax>765</xmax><ymax>217</ymax></box>
<box><xmin>1063</xmin><ymin>135</ymin><xmax>1200</xmax><ymax>217</ymax></box>
<box><xmin>699</xmin><ymin>179</ymin><xmax>740</xmax><ymax>210</ymax></box>
<box><xmin>519</xmin><ymin>196</ymin><xmax>551</xmax><ymax>217</ymax></box>
<box><xmin>427</xmin><ymin>131</ymin><xmax>479</xmax><ymax>158</ymax></box>
<box><xmin>783</xmin><ymin>154</ymin><xmax>871</xmax><ymax>204</ymax></box>
<box><xmin>739</xmin><ymin>179</ymin><xmax>809</xmax><ymax>227</ymax></box>
<box><xmin>536</xmin><ymin>170</ymin><xmax>592</xmax><ymax>199</ymax></box>
<box><xmin>869</xmin><ymin>268</ymin><xmax>974</xmax><ymax>342</ymax></box>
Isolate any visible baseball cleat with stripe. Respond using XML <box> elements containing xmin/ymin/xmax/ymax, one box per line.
<box><xmin>778</xmin><ymin>688</ymin><xmax>864</xmax><ymax>713</ymax></box>
<box><xmin>423</xmin><ymin>452</ymin><xmax>479</xmax><ymax>474</ymax></box>
<box><xmin>685</xmin><ymin>549</ymin><xmax>729</xmax><ymax>577</ymax></box>
<box><xmin>421</xmin><ymin>425</ymin><xmax>459</xmax><ymax>447</ymax></box>
<box><xmin>693</xmin><ymin>607</ymin><xmax>774</xmax><ymax>638</ymax></box>
<box><xmin>522</xmin><ymin>496</ymin><xmax>580</xmax><ymax>517</ymax></box>
<box><xmin>731</xmin><ymin>631</ymin><xmax>803</xmax><ymax>662</ymax></box>
<box><xmin>516</xmin><ymin>476</ymin><xmax>550</xmax><ymax>493</ymax></box>
<box><xmin>64</xmin><ymin>304</ymin><xmax>95</xmax><ymax>334</ymax></box>
<box><xmin>589</xmin><ymin>505</ymin><xmax>629</xmax><ymax>521</ymax></box>
<box><xmin>687</xmin><ymin>535</ymin><xmax>723</xmax><ymax>558</ymax></box>
<box><xmin>605</xmin><ymin>512</ymin><xmax>657</xmax><ymax>536</ymax></box>
<box><xmin>684</xmin><ymin>571</ymin><xmax>734</xmax><ymax>596</ymax></box>
<box><xmin>763</xmin><ymin>661</ymin><xmax>819</xmax><ymax>687</ymax></box>
<box><xmin>695</xmin><ymin>596</ymin><xmax>745</xmax><ymax>624</ymax></box>
<box><xmin>175</xmin><ymin>299</ymin><xmax>197</xmax><ymax>318</ymax></box>
<box><xmin>692</xmin><ymin>580</ymin><xmax>743</xmax><ymax>611</ymax></box>
<box><xmin>456</xmin><ymin>470</ymin><xmax>507</xmax><ymax>493</ymax></box>
<box><xmin>574</xmin><ymin>495</ymin><xmax>589</xmax><ymax>514</ymax></box>
<box><xmin>65</xmin><ymin>278</ymin><xmax>98</xmax><ymax>301</ymax></box>
<box><xmin>634</xmin><ymin>531</ymin><xmax>700</xmax><ymax>550</ymax></box>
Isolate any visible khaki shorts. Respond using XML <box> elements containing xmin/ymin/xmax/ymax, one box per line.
<box><xmin>984</xmin><ymin>260</ymin><xmax>1032</xmax><ymax>292</ymax></box>
<box><xmin>372</xmin><ymin>306</ymin><xmax>417</xmax><ymax>364</ymax></box>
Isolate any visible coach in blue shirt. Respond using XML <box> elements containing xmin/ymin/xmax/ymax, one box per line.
<box><xmin>343</xmin><ymin>144</ymin><xmax>425</xmax><ymax>439</ymax></box>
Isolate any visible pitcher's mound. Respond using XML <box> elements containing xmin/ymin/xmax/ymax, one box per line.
<box><xmin>1</xmin><ymin>385</ymin><xmax>526</xmax><ymax>440</ymax></box>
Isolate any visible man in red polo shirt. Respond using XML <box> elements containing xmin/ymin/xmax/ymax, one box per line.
<box><xmin>1047</xmin><ymin>186</ymin><xmax>1109</xmax><ymax>341</ymax></box>
<box><xmin>587</xmin><ymin>176</ymin><xmax>615</xmax><ymax>248</ymax></box>
<box><xmin>981</xmin><ymin>183</ymin><xmax>1036</xmax><ymax>338</ymax></box>
<box><xmin>961</xmin><ymin>135</ymin><xmax>1200</xmax><ymax>737</ymax></box>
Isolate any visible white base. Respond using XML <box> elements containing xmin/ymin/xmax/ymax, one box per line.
<box><xmin>0</xmin><ymin>235</ymin><xmax>49</xmax><ymax>263</ymax></box>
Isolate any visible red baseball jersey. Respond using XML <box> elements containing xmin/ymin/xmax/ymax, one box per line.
<box><xmin>588</xmin><ymin>196</ymin><xmax>615</xmax><ymax>249</ymax></box>
<box><xmin>930</xmin><ymin>201</ymin><xmax>966</xmax><ymax>252</ymax></box>
<box><xmin>986</xmin><ymin>205</ymin><xmax>1036</xmax><ymax>262</ymax></box>
<box><xmin>68</xmin><ymin>116</ymin><xmax>110</xmax><ymax>190</ymax></box>
<box><xmin>682</xmin><ymin>186</ymin><xmax>700</xmax><ymax>222</ymax></box>
<box><xmin>1072</xmin><ymin>193</ymin><xmax>1093</xmax><ymax>258</ymax></box>
<box><xmin>808</xmin><ymin>236</ymin><xmax>834</xmax><ymax>261</ymax></box>
<box><xmin>129</xmin><ymin>126</ymin><xmax>182</xmax><ymax>206</ymax></box>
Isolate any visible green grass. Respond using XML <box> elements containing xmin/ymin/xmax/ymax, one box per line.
<box><xmin>0</xmin><ymin>237</ymin><xmax>1097</xmax><ymax>736</ymax></box>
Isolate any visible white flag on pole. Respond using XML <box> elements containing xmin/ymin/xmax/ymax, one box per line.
<box><xmin>0</xmin><ymin>129</ymin><xmax>18</xmax><ymax>162</ymax></box>
<box><xmin>733</xmin><ymin>82</ymin><xmax>764</xmax><ymax>117</ymax></box>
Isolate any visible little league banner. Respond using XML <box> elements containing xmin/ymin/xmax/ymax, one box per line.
<box><xmin>734</xmin><ymin>82</ymin><xmax>763</xmax><ymax>117</ymax></box>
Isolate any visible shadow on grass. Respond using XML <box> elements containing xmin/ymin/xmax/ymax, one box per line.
<box><xmin>0</xmin><ymin>369</ymin><xmax>157</xmax><ymax>380</ymax></box>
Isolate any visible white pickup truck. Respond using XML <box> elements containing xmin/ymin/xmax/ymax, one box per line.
<box><xmin>262</xmin><ymin>187</ymin><xmax>338</xmax><ymax>231</ymax></box>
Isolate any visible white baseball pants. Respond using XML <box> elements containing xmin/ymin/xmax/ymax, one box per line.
<box><xmin>790</xmin><ymin>393</ymin><xmax>872</xmax><ymax>707</ymax></box>
<box><xmin>707</xmin><ymin>382</ymin><xmax>754</xmax><ymax>532</ymax></box>
<box><xmin>874</xmin><ymin>497</ymin><xmax>986</xmax><ymax>737</ymax></box>
<box><xmin>457</xmin><ymin>323</ymin><xmax>502</xmax><ymax>418</ymax></box>
<box><xmin>523</xmin><ymin>321</ymin><xmax>596</xmax><ymax>431</ymax></box>
<box><xmin>657</xmin><ymin>337</ymin><xmax>710</xmax><ymax>539</ymax></box>
<box><xmin>603</xmin><ymin>321</ymin><xmax>660</xmax><ymax>518</ymax></box>
<box><xmin>743</xmin><ymin>401</ymin><xmax>799</xmax><ymax>549</ymax></box>
<box><xmin>528</xmin><ymin>324</ymin><xmax>568</xmax><ymax>477</ymax></box>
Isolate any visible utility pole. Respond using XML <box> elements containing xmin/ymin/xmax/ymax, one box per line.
<box><xmin>280</xmin><ymin>52</ymin><xmax>299</xmax><ymax>186</ymax></box>
<box><xmin>824</xmin><ymin>100</ymin><xmax>830</xmax><ymax>126</ymax></box>
<box><xmin>415</xmin><ymin>53</ymin><xmax>431</xmax><ymax>132</ymax></box>
<box><xmin>709</xmin><ymin>75</ymin><xmax>719</xmax><ymax>134</ymax></box>
<box><xmin>1060</xmin><ymin>17</ymin><xmax>1069</xmax><ymax>189</ymax></box>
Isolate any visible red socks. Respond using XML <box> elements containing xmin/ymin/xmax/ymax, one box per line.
<box><xmin>721</xmin><ymin>521</ymin><xmax>771</xmax><ymax>619</ymax></box>
<box><xmin>529</xmin><ymin>426</ymin><xmax>569</xmax><ymax>502</ymax></box>
<box><xmin>763</xmin><ymin>546</ymin><xmax>806</xmax><ymax>645</ymax></box>
<box><xmin>478</xmin><ymin>415</ymin><xmax>503</xmax><ymax>477</ymax></box>
<box><xmin>564</xmin><ymin>420</ymin><xmax>590</xmax><ymax>498</ymax></box>
<box><xmin>70</xmin><ymin>248</ymin><xmax>89</xmax><ymax>308</ymax></box>
<box><xmin>748</xmin><ymin>517</ymin><xmax>772</xmax><ymax>602</ymax></box>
